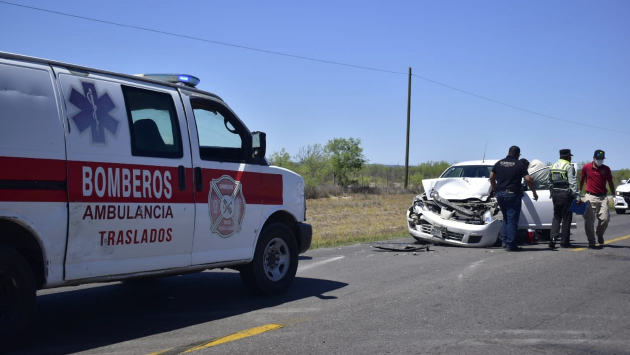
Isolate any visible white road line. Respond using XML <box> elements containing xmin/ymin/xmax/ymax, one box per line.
<box><xmin>297</xmin><ymin>256</ymin><xmax>344</xmax><ymax>273</ymax></box>
<box><xmin>458</xmin><ymin>260</ymin><xmax>485</xmax><ymax>280</ymax></box>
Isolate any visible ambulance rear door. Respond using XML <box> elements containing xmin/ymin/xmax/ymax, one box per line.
<box><xmin>0</xmin><ymin>56</ymin><xmax>68</xmax><ymax>286</ymax></box>
<box><xmin>55</xmin><ymin>68</ymin><xmax>195</xmax><ymax>280</ymax></box>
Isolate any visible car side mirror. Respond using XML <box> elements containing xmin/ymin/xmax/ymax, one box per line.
<box><xmin>252</xmin><ymin>131</ymin><xmax>266</xmax><ymax>158</ymax></box>
<box><xmin>622</xmin><ymin>180</ymin><xmax>628</xmax><ymax>184</ymax></box>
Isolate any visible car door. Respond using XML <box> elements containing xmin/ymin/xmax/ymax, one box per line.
<box><xmin>179</xmin><ymin>91</ymin><xmax>263</xmax><ymax>265</ymax></box>
<box><xmin>519</xmin><ymin>163</ymin><xmax>578</xmax><ymax>229</ymax></box>
<box><xmin>55</xmin><ymin>69</ymin><xmax>195</xmax><ymax>280</ymax></box>
<box><xmin>520</xmin><ymin>189</ymin><xmax>553</xmax><ymax>229</ymax></box>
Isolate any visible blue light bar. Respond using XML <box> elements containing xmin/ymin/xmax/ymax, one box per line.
<box><xmin>136</xmin><ymin>74</ymin><xmax>201</xmax><ymax>87</ymax></box>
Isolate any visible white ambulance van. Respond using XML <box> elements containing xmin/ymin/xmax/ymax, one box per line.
<box><xmin>0</xmin><ymin>51</ymin><xmax>311</xmax><ymax>345</ymax></box>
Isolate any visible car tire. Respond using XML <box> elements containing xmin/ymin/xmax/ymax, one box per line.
<box><xmin>493</xmin><ymin>234</ymin><xmax>503</xmax><ymax>247</ymax></box>
<box><xmin>0</xmin><ymin>246</ymin><xmax>36</xmax><ymax>349</ymax></box>
<box><xmin>616</xmin><ymin>209</ymin><xmax>626</xmax><ymax>214</ymax></box>
<box><xmin>535</xmin><ymin>229</ymin><xmax>551</xmax><ymax>241</ymax></box>
<box><xmin>240</xmin><ymin>223</ymin><xmax>298</xmax><ymax>296</ymax></box>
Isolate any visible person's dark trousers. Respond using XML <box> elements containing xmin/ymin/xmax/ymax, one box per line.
<box><xmin>551</xmin><ymin>189</ymin><xmax>573</xmax><ymax>246</ymax></box>
<box><xmin>496</xmin><ymin>191</ymin><xmax>522</xmax><ymax>250</ymax></box>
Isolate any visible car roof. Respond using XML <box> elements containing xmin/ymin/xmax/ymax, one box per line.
<box><xmin>450</xmin><ymin>160</ymin><xmax>498</xmax><ymax>167</ymax></box>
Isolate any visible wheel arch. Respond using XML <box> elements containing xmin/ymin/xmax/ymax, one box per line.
<box><xmin>260</xmin><ymin>210</ymin><xmax>304</xmax><ymax>251</ymax></box>
<box><xmin>0</xmin><ymin>218</ymin><xmax>46</xmax><ymax>289</ymax></box>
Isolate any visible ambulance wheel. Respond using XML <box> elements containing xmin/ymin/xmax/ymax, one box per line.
<box><xmin>240</xmin><ymin>223</ymin><xmax>298</xmax><ymax>296</ymax></box>
<box><xmin>616</xmin><ymin>209</ymin><xmax>626</xmax><ymax>214</ymax></box>
<box><xmin>0</xmin><ymin>246</ymin><xmax>36</xmax><ymax>348</ymax></box>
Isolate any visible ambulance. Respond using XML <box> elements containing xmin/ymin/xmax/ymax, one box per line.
<box><xmin>0</xmin><ymin>51</ymin><xmax>312</xmax><ymax>345</ymax></box>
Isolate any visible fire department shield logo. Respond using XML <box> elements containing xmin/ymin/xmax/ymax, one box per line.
<box><xmin>209</xmin><ymin>175</ymin><xmax>246</xmax><ymax>238</ymax></box>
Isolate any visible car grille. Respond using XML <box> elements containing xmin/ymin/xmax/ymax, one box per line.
<box><xmin>418</xmin><ymin>219</ymin><xmax>464</xmax><ymax>242</ymax></box>
<box><xmin>617</xmin><ymin>191</ymin><xmax>630</xmax><ymax>204</ymax></box>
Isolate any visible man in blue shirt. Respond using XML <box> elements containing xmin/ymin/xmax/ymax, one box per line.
<box><xmin>490</xmin><ymin>146</ymin><xmax>539</xmax><ymax>251</ymax></box>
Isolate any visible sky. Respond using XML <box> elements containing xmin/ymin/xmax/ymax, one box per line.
<box><xmin>1</xmin><ymin>0</ymin><xmax>628</xmax><ymax>170</ymax></box>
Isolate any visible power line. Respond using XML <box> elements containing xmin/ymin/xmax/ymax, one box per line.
<box><xmin>412</xmin><ymin>75</ymin><xmax>629</xmax><ymax>133</ymax></box>
<box><xmin>1</xmin><ymin>0</ymin><xmax>627</xmax><ymax>135</ymax></box>
<box><xmin>0</xmin><ymin>1</ymin><xmax>404</xmax><ymax>76</ymax></box>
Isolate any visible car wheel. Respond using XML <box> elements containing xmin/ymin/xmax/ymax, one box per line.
<box><xmin>493</xmin><ymin>233</ymin><xmax>503</xmax><ymax>247</ymax></box>
<box><xmin>539</xmin><ymin>229</ymin><xmax>551</xmax><ymax>240</ymax></box>
<box><xmin>616</xmin><ymin>209</ymin><xmax>626</xmax><ymax>214</ymax></box>
<box><xmin>240</xmin><ymin>223</ymin><xmax>298</xmax><ymax>295</ymax></box>
<box><xmin>0</xmin><ymin>246</ymin><xmax>36</xmax><ymax>349</ymax></box>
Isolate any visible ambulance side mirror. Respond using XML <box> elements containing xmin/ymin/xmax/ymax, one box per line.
<box><xmin>252</xmin><ymin>131</ymin><xmax>266</xmax><ymax>158</ymax></box>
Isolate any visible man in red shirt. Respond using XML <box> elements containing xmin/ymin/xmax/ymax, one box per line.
<box><xmin>579</xmin><ymin>150</ymin><xmax>615</xmax><ymax>247</ymax></box>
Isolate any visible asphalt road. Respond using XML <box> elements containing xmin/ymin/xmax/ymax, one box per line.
<box><xmin>11</xmin><ymin>213</ymin><xmax>630</xmax><ymax>355</ymax></box>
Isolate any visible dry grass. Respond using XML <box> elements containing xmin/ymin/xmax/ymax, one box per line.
<box><xmin>306</xmin><ymin>193</ymin><xmax>417</xmax><ymax>249</ymax></box>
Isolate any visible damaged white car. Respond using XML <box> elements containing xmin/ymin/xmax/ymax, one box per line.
<box><xmin>407</xmin><ymin>160</ymin><xmax>557</xmax><ymax>247</ymax></box>
<box><xmin>615</xmin><ymin>179</ymin><xmax>630</xmax><ymax>214</ymax></box>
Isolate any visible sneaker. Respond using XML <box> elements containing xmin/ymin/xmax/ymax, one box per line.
<box><xmin>598</xmin><ymin>239</ymin><xmax>605</xmax><ymax>245</ymax></box>
<box><xmin>548</xmin><ymin>242</ymin><xmax>556</xmax><ymax>249</ymax></box>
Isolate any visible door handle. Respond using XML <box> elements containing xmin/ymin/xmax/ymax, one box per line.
<box><xmin>195</xmin><ymin>167</ymin><xmax>203</xmax><ymax>192</ymax></box>
<box><xmin>178</xmin><ymin>165</ymin><xmax>186</xmax><ymax>191</ymax></box>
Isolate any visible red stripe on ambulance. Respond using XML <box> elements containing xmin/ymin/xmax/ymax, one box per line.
<box><xmin>1</xmin><ymin>158</ymin><xmax>283</xmax><ymax>205</ymax></box>
<box><xmin>0</xmin><ymin>156</ymin><xmax>66</xmax><ymax>181</ymax></box>
<box><xmin>69</xmin><ymin>161</ymin><xmax>283</xmax><ymax>205</ymax></box>
<box><xmin>68</xmin><ymin>161</ymin><xmax>190</xmax><ymax>203</ymax></box>
<box><xmin>0</xmin><ymin>189</ymin><xmax>66</xmax><ymax>203</ymax></box>
<box><xmin>194</xmin><ymin>168</ymin><xmax>283</xmax><ymax>205</ymax></box>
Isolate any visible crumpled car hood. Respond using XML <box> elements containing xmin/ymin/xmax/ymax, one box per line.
<box><xmin>617</xmin><ymin>183</ymin><xmax>630</xmax><ymax>193</ymax></box>
<box><xmin>422</xmin><ymin>178</ymin><xmax>492</xmax><ymax>201</ymax></box>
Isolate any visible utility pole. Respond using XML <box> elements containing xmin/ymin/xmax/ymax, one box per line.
<box><xmin>404</xmin><ymin>67</ymin><xmax>412</xmax><ymax>189</ymax></box>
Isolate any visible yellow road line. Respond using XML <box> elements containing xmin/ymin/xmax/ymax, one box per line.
<box><xmin>147</xmin><ymin>324</ymin><xmax>283</xmax><ymax>355</ymax></box>
<box><xmin>573</xmin><ymin>234</ymin><xmax>630</xmax><ymax>251</ymax></box>
<box><xmin>182</xmin><ymin>324</ymin><xmax>283</xmax><ymax>353</ymax></box>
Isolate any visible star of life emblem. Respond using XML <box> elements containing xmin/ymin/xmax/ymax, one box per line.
<box><xmin>209</xmin><ymin>175</ymin><xmax>246</xmax><ymax>238</ymax></box>
<box><xmin>68</xmin><ymin>81</ymin><xmax>119</xmax><ymax>144</ymax></box>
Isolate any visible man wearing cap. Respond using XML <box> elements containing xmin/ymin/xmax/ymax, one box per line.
<box><xmin>490</xmin><ymin>146</ymin><xmax>538</xmax><ymax>251</ymax></box>
<box><xmin>580</xmin><ymin>150</ymin><xmax>615</xmax><ymax>247</ymax></box>
<box><xmin>549</xmin><ymin>149</ymin><xmax>580</xmax><ymax>248</ymax></box>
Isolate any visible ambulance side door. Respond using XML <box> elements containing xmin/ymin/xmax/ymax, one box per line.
<box><xmin>180</xmin><ymin>92</ymin><xmax>263</xmax><ymax>265</ymax></box>
<box><xmin>55</xmin><ymin>69</ymin><xmax>195</xmax><ymax>280</ymax></box>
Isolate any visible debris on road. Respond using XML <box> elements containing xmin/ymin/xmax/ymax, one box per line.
<box><xmin>371</xmin><ymin>243</ymin><xmax>431</xmax><ymax>252</ymax></box>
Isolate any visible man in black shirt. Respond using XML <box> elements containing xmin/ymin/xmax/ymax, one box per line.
<box><xmin>490</xmin><ymin>146</ymin><xmax>539</xmax><ymax>251</ymax></box>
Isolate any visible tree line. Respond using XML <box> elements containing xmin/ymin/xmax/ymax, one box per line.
<box><xmin>268</xmin><ymin>137</ymin><xmax>449</xmax><ymax>198</ymax></box>
<box><xmin>269</xmin><ymin>138</ymin><xmax>630</xmax><ymax>199</ymax></box>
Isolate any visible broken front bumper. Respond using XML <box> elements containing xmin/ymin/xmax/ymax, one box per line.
<box><xmin>407</xmin><ymin>209</ymin><xmax>502</xmax><ymax>247</ymax></box>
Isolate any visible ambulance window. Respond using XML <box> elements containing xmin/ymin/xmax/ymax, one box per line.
<box><xmin>191</xmin><ymin>99</ymin><xmax>246</xmax><ymax>162</ymax></box>
<box><xmin>122</xmin><ymin>86</ymin><xmax>183</xmax><ymax>158</ymax></box>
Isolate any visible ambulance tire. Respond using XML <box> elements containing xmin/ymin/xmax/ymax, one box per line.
<box><xmin>240</xmin><ymin>223</ymin><xmax>298</xmax><ymax>296</ymax></box>
<box><xmin>0</xmin><ymin>246</ymin><xmax>36</xmax><ymax>349</ymax></box>
<box><xmin>616</xmin><ymin>209</ymin><xmax>626</xmax><ymax>214</ymax></box>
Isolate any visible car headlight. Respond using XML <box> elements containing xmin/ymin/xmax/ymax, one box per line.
<box><xmin>483</xmin><ymin>211</ymin><xmax>494</xmax><ymax>224</ymax></box>
<box><xmin>414</xmin><ymin>199</ymin><xmax>425</xmax><ymax>211</ymax></box>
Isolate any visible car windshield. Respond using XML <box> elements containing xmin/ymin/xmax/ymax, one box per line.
<box><xmin>440</xmin><ymin>165</ymin><xmax>492</xmax><ymax>178</ymax></box>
